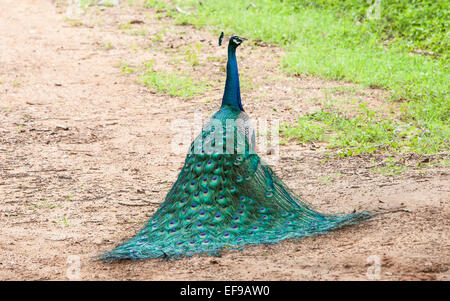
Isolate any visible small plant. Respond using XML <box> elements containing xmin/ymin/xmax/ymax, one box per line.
<box><xmin>22</xmin><ymin>114</ymin><xmax>31</xmax><ymax>122</ymax></box>
<box><xmin>206</xmin><ymin>56</ymin><xmax>224</xmax><ymax>62</ymax></box>
<box><xmin>319</xmin><ymin>173</ymin><xmax>342</xmax><ymax>184</ymax></box>
<box><xmin>239</xmin><ymin>74</ymin><xmax>255</xmax><ymax>92</ymax></box>
<box><xmin>184</xmin><ymin>42</ymin><xmax>202</xmax><ymax>67</ymax></box>
<box><xmin>118</xmin><ymin>21</ymin><xmax>148</xmax><ymax>36</ymax></box>
<box><xmin>142</xmin><ymin>0</ymin><xmax>166</xmax><ymax>10</ymax></box>
<box><xmin>61</xmin><ymin>216</ymin><xmax>70</xmax><ymax>227</ymax></box>
<box><xmin>30</xmin><ymin>201</ymin><xmax>59</xmax><ymax>210</ymax></box>
<box><xmin>118</xmin><ymin>22</ymin><xmax>132</xmax><ymax>31</ymax></box>
<box><xmin>130</xmin><ymin>28</ymin><xmax>148</xmax><ymax>36</ymax></box>
<box><xmin>63</xmin><ymin>17</ymin><xmax>84</xmax><ymax>27</ymax></box>
<box><xmin>119</xmin><ymin>62</ymin><xmax>135</xmax><ymax>74</ymax></box>
<box><xmin>78</xmin><ymin>0</ymin><xmax>117</xmax><ymax>9</ymax></box>
<box><xmin>12</xmin><ymin>79</ymin><xmax>22</xmax><ymax>87</ymax></box>
<box><xmin>151</xmin><ymin>31</ymin><xmax>164</xmax><ymax>42</ymax></box>
<box><xmin>103</xmin><ymin>42</ymin><xmax>114</xmax><ymax>50</ymax></box>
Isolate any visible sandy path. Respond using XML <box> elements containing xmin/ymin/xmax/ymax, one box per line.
<box><xmin>0</xmin><ymin>0</ymin><xmax>448</xmax><ymax>280</ymax></box>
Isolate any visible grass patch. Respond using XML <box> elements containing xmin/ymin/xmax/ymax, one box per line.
<box><xmin>58</xmin><ymin>216</ymin><xmax>70</xmax><ymax>227</ymax></box>
<box><xmin>76</xmin><ymin>0</ymin><xmax>118</xmax><ymax>9</ymax></box>
<box><xmin>319</xmin><ymin>173</ymin><xmax>342</xmax><ymax>184</ymax></box>
<box><xmin>116</xmin><ymin>61</ymin><xmax>208</xmax><ymax>97</ymax></box>
<box><xmin>281</xmin><ymin>103</ymin><xmax>434</xmax><ymax>157</ymax></box>
<box><xmin>118</xmin><ymin>22</ymin><xmax>133</xmax><ymax>31</ymax></box>
<box><xmin>373</xmin><ymin>157</ymin><xmax>409</xmax><ymax>175</ymax></box>
<box><xmin>118</xmin><ymin>21</ymin><xmax>149</xmax><ymax>36</ymax></box>
<box><xmin>142</xmin><ymin>0</ymin><xmax>449</xmax><ymax>156</ymax></box>
<box><xmin>103</xmin><ymin>42</ymin><xmax>114</xmax><ymax>50</ymax></box>
<box><xmin>184</xmin><ymin>42</ymin><xmax>202</xmax><ymax>67</ymax></box>
<box><xmin>138</xmin><ymin>60</ymin><xmax>208</xmax><ymax>97</ymax></box>
<box><xmin>119</xmin><ymin>62</ymin><xmax>135</xmax><ymax>74</ymax></box>
<box><xmin>290</xmin><ymin>0</ymin><xmax>449</xmax><ymax>58</ymax></box>
<box><xmin>63</xmin><ymin>17</ymin><xmax>85</xmax><ymax>27</ymax></box>
<box><xmin>29</xmin><ymin>201</ymin><xmax>60</xmax><ymax>210</ymax></box>
<box><xmin>130</xmin><ymin>28</ymin><xmax>149</xmax><ymax>36</ymax></box>
<box><xmin>239</xmin><ymin>74</ymin><xmax>255</xmax><ymax>92</ymax></box>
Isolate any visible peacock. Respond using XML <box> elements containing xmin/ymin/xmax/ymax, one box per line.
<box><xmin>99</xmin><ymin>34</ymin><xmax>372</xmax><ymax>261</ymax></box>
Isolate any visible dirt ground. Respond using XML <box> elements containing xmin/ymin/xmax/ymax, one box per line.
<box><xmin>0</xmin><ymin>0</ymin><xmax>448</xmax><ymax>281</ymax></box>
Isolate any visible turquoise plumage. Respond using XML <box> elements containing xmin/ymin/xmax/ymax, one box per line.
<box><xmin>99</xmin><ymin>35</ymin><xmax>371</xmax><ymax>261</ymax></box>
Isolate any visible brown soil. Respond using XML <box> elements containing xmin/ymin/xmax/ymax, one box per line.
<box><xmin>0</xmin><ymin>0</ymin><xmax>448</xmax><ymax>281</ymax></box>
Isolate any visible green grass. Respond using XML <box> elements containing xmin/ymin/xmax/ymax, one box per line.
<box><xmin>142</xmin><ymin>0</ymin><xmax>449</xmax><ymax>156</ymax></box>
<box><xmin>118</xmin><ymin>22</ymin><xmax>149</xmax><ymax>36</ymax></box>
<box><xmin>138</xmin><ymin>60</ymin><xmax>208</xmax><ymax>98</ymax></box>
<box><xmin>77</xmin><ymin>0</ymin><xmax>118</xmax><ymax>8</ymax></box>
<box><xmin>130</xmin><ymin>28</ymin><xmax>149</xmax><ymax>36</ymax></box>
<box><xmin>119</xmin><ymin>62</ymin><xmax>135</xmax><ymax>74</ymax></box>
<box><xmin>29</xmin><ymin>201</ymin><xmax>60</xmax><ymax>210</ymax></box>
<box><xmin>118</xmin><ymin>22</ymin><xmax>133</xmax><ymax>30</ymax></box>
<box><xmin>281</xmin><ymin>103</ymin><xmax>437</xmax><ymax>157</ymax></box>
<box><xmin>290</xmin><ymin>0</ymin><xmax>449</xmax><ymax>58</ymax></box>
<box><xmin>103</xmin><ymin>42</ymin><xmax>114</xmax><ymax>50</ymax></box>
<box><xmin>373</xmin><ymin>157</ymin><xmax>409</xmax><ymax>175</ymax></box>
<box><xmin>184</xmin><ymin>42</ymin><xmax>202</xmax><ymax>66</ymax></box>
<box><xmin>60</xmin><ymin>216</ymin><xmax>70</xmax><ymax>227</ymax></box>
<box><xmin>319</xmin><ymin>173</ymin><xmax>341</xmax><ymax>184</ymax></box>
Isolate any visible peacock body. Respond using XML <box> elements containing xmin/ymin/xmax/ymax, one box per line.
<box><xmin>99</xmin><ymin>35</ymin><xmax>371</xmax><ymax>261</ymax></box>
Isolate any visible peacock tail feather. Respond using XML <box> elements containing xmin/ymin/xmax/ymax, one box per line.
<box><xmin>98</xmin><ymin>34</ymin><xmax>372</xmax><ymax>262</ymax></box>
<box><xmin>99</xmin><ymin>105</ymin><xmax>371</xmax><ymax>261</ymax></box>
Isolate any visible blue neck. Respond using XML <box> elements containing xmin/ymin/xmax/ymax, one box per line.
<box><xmin>221</xmin><ymin>45</ymin><xmax>244</xmax><ymax>111</ymax></box>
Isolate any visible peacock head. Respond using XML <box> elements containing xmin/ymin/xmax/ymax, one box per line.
<box><xmin>219</xmin><ymin>32</ymin><xmax>246</xmax><ymax>49</ymax></box>
<box><xmin>229</xmin><ymin>36</ymin><xmax>246</xmax><ymax>49</ymax></box>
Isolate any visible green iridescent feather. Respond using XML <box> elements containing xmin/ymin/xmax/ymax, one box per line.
<box><xmin>98</xmin><ymin>36</ymin><xmax>371</xmax><ymax>262</ymax></box>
